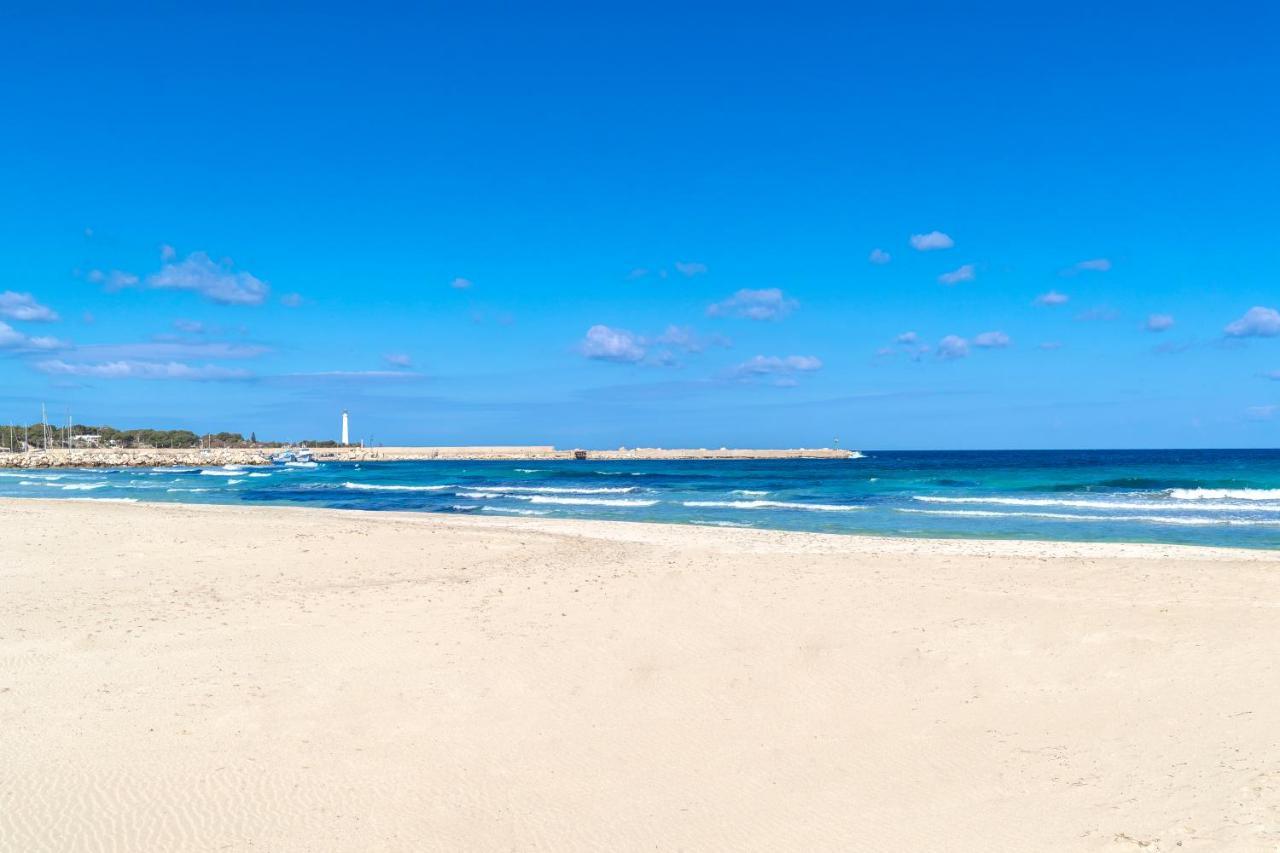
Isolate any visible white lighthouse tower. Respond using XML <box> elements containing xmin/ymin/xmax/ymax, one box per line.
<box><xmin>341</xmin><ymin>410</ymin><xmax>349</xmax><ymax>446</ymax></box>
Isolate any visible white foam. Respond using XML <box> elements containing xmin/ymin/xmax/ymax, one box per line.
<box><xmin>849</xmin><ymin>451</ymin><xmax>866</xmax><ymax>459</ymax></box>
<box><xmin>481</xmin><ymin>506</ymin><xmax>551</xmax><ymax>516</ymax></box>
<box><xmin>200</xmin><ymin>469</ymin><xmax>242</xmax><ymax>477</ymax></box>
<box><xmin>913</xmin><ymin>495</ymin><xmax>1280</xmax><ymax>512</ymax></box>
<box><xmin>683</xmin><ymin>500</ymin><xmax>862</xmax><ymax>512</ymax></box>
<box><xmin>0</xmin><ymin>471</ymin><xmax>64</xmax><ymax>480</ymax></box>
<box><xmin>285</xmin><ymin>461</ymin><xmax>319</xmax><ymax>468</ymax></box>
<box><xmin>66</xmin><ymin>497</ymin><xmax>138</xmax><ymax>503</ymax></box>
<box><xmin>732</xmin><ymin>489</ymin><xmax>770</xmax><ymax>496</ymax></box>
<box><xmin>60</xmin><ymin>483</ymin><xmax>108</xmax><ymax>491</ymax></box>
<box><xmin>343</xmin><ymin>482</ymin><xmax>452</xmax><ymax>492</ymax></box>
<box><xmin>152</xmin><ymin>467</ymin><xmax>198</xmax><ymax>473</ymax></box>
<box><xmin>525</xmin><ymin>495</ymin><xmax>658</xmax><ymax>507</ymax></box>
<box><xmin>897</xmin><ymin>508</ymin><xmax>1280</xmax><ymax>526</ymax></box>
<box><xmin>227</xmin><ymin>479</ymin><xmax>245</xmax><ymax>485</ymax></box>
<box><xmin>492</xmin><ymin>485</ymin><xmax>639</xmax><ymax>494</ymax></box>
<box><xmin>1167</xmin><ymin>488</ymin><xmax>1280</xmax><ymax>501</ymax></box>
<box><xmin>167</xmin><ymin>487</ymin><xmax>211</xmax><ymax>493</ymax></box>
<box><xmin>248</xmin><ymin>472</ymin><xmax>272</xmax><ymax>478</ymax></box>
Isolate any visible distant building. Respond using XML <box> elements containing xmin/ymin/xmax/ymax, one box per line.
<box><xmin>71</xmin><ymin>434</ymin><xmax>102</xmax><ymax>447</ymax></box>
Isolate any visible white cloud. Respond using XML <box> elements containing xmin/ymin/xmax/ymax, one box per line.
<box><xmin>1038</xmin><ymin>341</ymin><xmax>1063</xmax><ymax>351</ymax></box>
<box><xmin>70</xmin><ymin>342</ymin><xmax>267</xmax><ymax>361</ymax></box>
<box><xmin>910</xmin><ymin>231</ymin><xmax>954</xmax><ymax>251</ymax></box>
<box><xmin>450</xmin><ymin>277</ymin><xmax>473</xmax><ymax>290</ymax></box>
<box><xmin>655</xmin><ymin>325</ymin><xmax>728</xmax><ymax>353</ymax></box>
<box><xmin>147</xmin><ymin>252</ymin><xmax>269</xmax><ymax>305</ymax></box>
<box><xmin>0</xmin><ymin>291</ymin><xmax>59</xmax><ymax>322</ymax></box>
<box><xmin>1225</xmin><ymin>306</ymin><xmax>1280</xmax><ymax>338</ymax></box>
<box><xmin>731</xmin><ymin>354</ymin><xmax>822</xmax><ymax>385</ymax></box>
<box><xmin>280</xmin><ymin>292</ymin><xmax>304</xmax><ymax>308</ymax></box>
<box><xmin>1145</xmin><ymin>313</ymin><xmax>1175</xmax><ymax>332</ymax></box>
<box><xmin>173</xmin><ymin>318</ymin><xmax>205</xmax><ymax>334</ymax></box>
<box><xmin>937</xmin><ymin>264</ymin><xmax>975</xmax><ymax>285</ymax></box>
<box><xmin>160</xmin><ymin>244</ymin><xmax>177</xmax><ymax>261</ymax></box>
<box><xmin>1247</xmin><ymin>405</ymin><xmax>1277</xmax><ymax>421</ymax></box>
<box><xmin>973</xmin><ymin>331</ymin><xmax>1011</xmax><ymax>348</ymax></box>
<box><xmin>895</xmin><ymin>331</ymin><xmax>918</xmax><ymax>344</ymax></box>
<box><xmin>674</xmin><ymin>261</ymin><xmax>708</xmax><ymax>277</ymax></box>
<box><xmin>1071</xmin><ymin>258</ymin><xmax>1112</xmax><ymax>273</ymax></box>
<box><xmin>384</xmin><ymin>353</ymin><xmax>413</xmax><ymax>368</ymax></box>
<box><xmin>34</xmin><ymin>359</ymin><xmax>248</xmax><ymax>380</ymax></box>
<box><xmin>706</xmin><ymin>288</ymin><xmax>797</xmax><ymax>321</ymax></box>
<box><xmin>937</xmin><ymin>335</ymin><xmax>969</xmax><ymax>360</ymax></box>
<box><xmin>0</xmin><ymin>321</ymin><xmax>65</xmax><ymax>351</ymax></box>
<box><xmin>869</xmin><ymin>248</ymin><xmax>891</xmax><ymax>264</ymax></box>
<box><xmin>87</xmin><ymin>269</ymin><xmax>140</xmax><ymax>291</ymax></box>
<box><xmin>1035</xmin><ymin>290</ymin><xmax>1069</xmax><ymax>306</ymax></box>
<box><xmin>581</xmin><ymin>325</ymin><xmax>646</xmax><ymax>363</ymax></box>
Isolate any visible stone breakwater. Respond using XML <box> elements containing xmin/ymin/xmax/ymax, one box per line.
<box><xmin>0</xmin><ymin>445</ymin><xmax>854</xmax><ymax>468</ymax></box>
<box><xmin>0</xmin><ymin>449</ymin><xmax>276</xmax><ymax>469</ymax></box>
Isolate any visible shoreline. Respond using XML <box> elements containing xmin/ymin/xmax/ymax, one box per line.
<box><xmin>0</xmin><ymin>445</ymin><xmax>854</xmax><ymax>468</ymax></box>
<box><xmin>4</xmin><ymin>496</ymin><xmax>1276</xmax><ymax>560</ymax></box>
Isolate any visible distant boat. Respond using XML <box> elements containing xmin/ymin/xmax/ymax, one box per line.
<box><xmin>273</xmin><ymin>447</ymin><xmax>317</xmax><ymax>466</ymax></box>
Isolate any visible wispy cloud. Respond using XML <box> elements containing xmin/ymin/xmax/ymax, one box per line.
<box><xmin>937</xmin><ymin>335</ymin><xmax>970</xmax><ymax>360</ymax></box>
<box><xmin>895</xmin><ymin>331</ymin><xmax>918</xmax><ymax>344</ymax></box>
<box><xmin>0</xmin><ymin>321</ymin><xmax>65</xmax><ymax>352</ymax></box>
<box><xmin>910</xmin><ymin>231</ymin><xmax>954</xmax><ymax>251</ymax></box>
<box><xmin>1035</xmin><ymin>290</ymin><xmax>1069</xmax><ymax>306</ymax></box>
<box><xmin>280</xmin><ymin>292</ymin><xmax>304</xmax><ymax>308</ymax></box>
<box><xmin>1145</xmin><ymin>313</ymin><xmax>1175</xmax><ymax>332</ymax></box>
<box><xmin>674</xmin><ymin>261</ymin><xmax>708</xmax><ymax>277</ymax></box>
<box><xmin>1247</xmin><ymin>405</ymin><xmax>1277</xmax><ymax>421</ymax></box>
<box><xmin>707</xmin><ymin>288</ymin><xmax>797</xmax><ymax>321</ymax></box>
<box><xmin>937</xmin><ymin>264</ymin><xmax>975</xmax><ymax>285</ymax></box>
<box><xmin>147</xmin><ymin>252</ymin><xmax>269</xmax><ymax>305</ymax></box>
<box><xmin>0</xmin><ymin>291</ymin><xmax>59</xmax><ymax>322</ymax></box>
<box><xmin>34</xmin><ymin>359</ymin><xmax>248</xmax><ymax>380</ymax></box>
<box><xmin>1062</xmin><ymin>258</ymin><xmax>1112</xmax><ymax>275</ymax></box>
<box><xmin>450</xmin><ymin>277</ymin><xmax>473</xmax><ymax>290</ymax></box>
<box><xmin>730</xmin><ymin>354</ymin><xmax>822</xmax><ymax>386</ymax></box>
<box><xmin>87</xmin><ymin>269</ymin><xmax>140</xmax><ymax>292</ymax></box>
<box><xmin>869</xmin><ymin>248</ymin><xmax>891</xmax><ymax>264</ymax></box>
<box><xmin>973</xmin><ymin>330</ymin><xmax>1011</xmax><ymax>348</ymax></box>
<box><xmin>286</xmin><ymin>370</ymin><xmax>424</xmax><ymax>379</ymax></box>
<box><xmin>1225</xmin><ymin>306</ymin><xmax>1280</xmax><ymax>338</ymax></box>
<box><xmin>1076</xmin><ymin>306</ymin><xmax>1119</xmax><ymax>322</ymax></box>
<box><xmin>67</xmin><ymin>342</ymin><xmax>267</xmax><ymax>361</ymax></box>
<box><xmin>1038</xmin><ymin>341</ymin><xmax>1063</xmax><ymax>351</ymax></box>
<box><xmin>173</xmin><ymin>318</ymin><xmax>205</xmax><ymax>334</ymax></box>
<box><xmin>384</xmin><ymin>353</ymin><xmax>413</xmax><ymax>368</ymax></box>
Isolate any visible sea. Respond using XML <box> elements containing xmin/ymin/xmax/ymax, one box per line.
<box><xmin>4</xmin><ymin>449</ymin><xmax>1280</xmax><ymax>549</ymax></box>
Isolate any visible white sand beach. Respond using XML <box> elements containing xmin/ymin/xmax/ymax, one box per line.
<box><xmin>2</xmin><ymin>498</ymin><xmax>1278</xmax><ymax>851</ymax></box>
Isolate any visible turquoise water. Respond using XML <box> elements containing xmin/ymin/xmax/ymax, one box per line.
<box><xmin>4</xmin><ymin>449</ymin><xmax>1280</xmax><ymax>549</ymax></box>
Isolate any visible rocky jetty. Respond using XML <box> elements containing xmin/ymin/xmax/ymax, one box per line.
<box><xmin>0</xmin><ymin>449</ymin><xmax>275</xmax><ymax>469</ymax></box>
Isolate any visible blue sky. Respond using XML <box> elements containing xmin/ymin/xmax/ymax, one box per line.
<box><xmin>2</xmin><ymin>2</ymin><xmax>1278</xmax><ymax>448</ymax></box>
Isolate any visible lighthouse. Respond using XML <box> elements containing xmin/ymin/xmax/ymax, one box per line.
<box><xmin>341</xmin><ymin>410</ymin><xmax>349</xmax><ymax>446</ymax></box>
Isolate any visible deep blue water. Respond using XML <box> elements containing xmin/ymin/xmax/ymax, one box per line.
<box><xmin>4</xmin><ymin>449</ymin><xmax>1280</xmax><ymax>549</ymax></box>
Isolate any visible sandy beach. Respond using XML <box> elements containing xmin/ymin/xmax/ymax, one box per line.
<box><xmin>2</xmin><ymin>499</ymin><xmax>1278</xmax><ymax>852</ymax></box>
